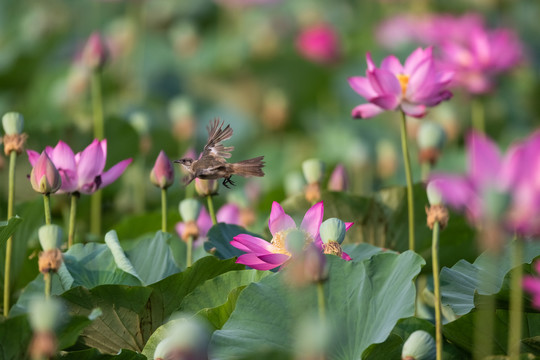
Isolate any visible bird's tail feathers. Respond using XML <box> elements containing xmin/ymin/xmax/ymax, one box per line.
<box><xmin>231</xmin><ymin>156</ymin><xmax>265</xmax><ymax>177</ymax></box>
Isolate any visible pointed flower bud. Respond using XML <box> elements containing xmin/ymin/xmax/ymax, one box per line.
<box><xmin>2</xmin><ymin>112</ymin><xmax>24</xmax><ymax>135</ymax></box>
<box><xmin>29</xmin><ymin>297</ymin><xmax>64</xmax><ymax>332</ymax></box>
<box><xmin>195</xmin><ymin>178</ymin><xmax>219</xmax><ymax>196</ymax></box>
<box><xmin>401</xmin><ymin>330</ymin><xmax>436</xmax><ymax>360</ymax></box>
<box><xmin>179</xmin><ymin>199</ymin><xmax>201</xmax><ymax>222</ymax></box>
<box><xmin>426</xmin><ymin>182</ymin><xmax>443</xmax><ymax>206</ymax></box>
<box><xmin>417</xmin><ymin>122</ymin><xmax>446</xmax><ymax>165</ymax></box>
<box><xmin>81</xmin><ymin>32</ymin><xmax>109</xmax><ymax>71</ymax></box>
<box><xmin>39</xmin><ymin>225</ymin><xmax>63</xmax><ymax>251</ymax></box>
<box><xmin>150</xmin><ymin>151</ymin><xmax>174</xmax><ymax>189</ymax></box>
<box><xmin>302</xmin><ymin>158</ymin><xmax>325</xmax><ymax>184</ymax></box>
<box><xmin>30</xmin><ymin>152</ymin><xmax>61</xmax><ymax>194</ymax></box>
<box><xmin>328</xmin><ymin>164</ymin><xmax>349</xmax><ymax>192</ymax></box>
<box><xmin>319</xmin><ymin>218</ymin><xmax>346</xmax><ymax>244</ymax></box>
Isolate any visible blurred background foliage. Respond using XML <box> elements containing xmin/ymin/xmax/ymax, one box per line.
<box><xmin>0</xmin><ymin>0</ymin><xmax>539</xmax><ymax>238</ymax></box>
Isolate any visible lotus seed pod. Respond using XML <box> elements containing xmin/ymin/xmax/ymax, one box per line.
<box><xmin>417</xmin><ymin>121</ymin><xmax>446</xmax><ymax>151</ymax></box>
<box><xmin>179</xmin><ymin>199</ymin><xmax>202</xmax><ymax>222</ymax></box>
<box><xmin>401</xmin><ymin>330</ymin><xmax>436</xmax><ymax>360</ymax></box>
<box><xmin>426</xmin><ymin>182</ymin><xmax>443</xmax><ymax>206</ymax></box>
<box><xmin>38</xmin><ymin>224</ymin><xmax>63</xmax><ymax>251</ymax></box>
<box><xmin>28</xmin><ymin>297</ymin><xmax>64</xmax><ymax>332</ymax></box>
<box><xmin>285</xmin><ymin>229</ymin><xmax>307</xmax><ymax>255</ymax></box>
<box><xmin>302</xmin><ymin>158</ymin><xmax>325</xmax><ymax>184</ymax></box>
<box><xmin>319</xmin><ymin>218</ymin><xmax>346</xmax><ymax>244</ymax></box>
<box><xmin>2</xmin><ymin>112</ymin><xmax>24</xmax><ymax>135</ymax></box>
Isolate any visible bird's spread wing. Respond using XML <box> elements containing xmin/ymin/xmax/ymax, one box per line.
<box><xmin>202</xmin><ymin>118</ymin><xmax>234</xmax><ymax>160</ymax></box>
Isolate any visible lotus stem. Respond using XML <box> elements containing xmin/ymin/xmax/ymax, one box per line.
<box><xmin>473</xmin><ymin>249</ymin><xmax>497</xmax><ymax>360</ymax></box>
<box><xmin>471</xmin><ymin>97</ymin><xmax>485</xmax><ymax>134</ymax></box>
<box><xmin>207</xmin><ymin>195</ymin><xmax>217</xmax><ymax>226</ymax></box>
<box><xmin>161</xmin><ymin>188</ymin><xmax>167</xmax><ymax>233</ymax></box>
<box><xmin>44</xmin><ymin>272</ymin><xmax>51</xmax><ymax>299</ymax></box>
<box><xmin>90</xmin><ymin>190</ymin><xmax>102</xmax><ymax>236</ymax></box>
<box><xmin>432</xmin><ymin>221</ymin><xmax>442</xmax><ymax>360</ymax></box>
<box><xmin>399</xmin><ymin>111</ymin><xmax>415</xmax><ymax>252</ymax></box>
<box><xmin>3</xmin><ymin>151</ymin><xmax>16</xmax><ymax>316</ymax></box>
<box><xmin>421</xmin><ymin>162</ymin><xmax>431</xmax><ymax>182</ymax></box>
<box><xmin>43</xmin><ymin>194</ymin><xmax>52</xmax><ymax>225</ymax></box>
<box><xmin>187</xmin><ymin>235</ymin><xmax>193</xmax><ymax>268</ymax></box>
<box><xmin>317</xmin><ymin>281</ymin><xmax>326</xmax><ymax>324</ymax></box>
<box><xmin>508</xmin><ymin>239</ymin><xmax>524</xmax><ymax>360</ymax></box>
<box><xmin>90</xmin><ymin>70</ymin><xmax>104</xmax><ymax>237</ymax></box>
<box><xmin>68</xmin><ymin>194</ymin><xmax>78</xmax><ymax>248</ymax></box>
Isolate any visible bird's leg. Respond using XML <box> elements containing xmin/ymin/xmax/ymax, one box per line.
<box><xmin>222</xmin><ymin>176</ymin><xmax>235</xmax><ymax>188</ymax></box>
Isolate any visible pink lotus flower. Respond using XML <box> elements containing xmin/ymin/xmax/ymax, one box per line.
<box><xmin>176</xmin><ymin>203</ymin><xmax>241</xmax><ymax>247</ymax></box>
<box><xmin>296</xmin><ymin>24</ymin><xmax>341</xmax><ymax>65</ymax></box>
<box><xmin>28</xmin><ymin>139</ymin><xmax>132</xmax><ymax>195</ymax></box>
<box><xmin>30</xmin><ymin>152</ymin><xmax>62</xmax><ymax>194</ymax></box>
<box><xmin>80</xmin><ymin>32</ymin><xmax>109</xmax><ymax>71</ymax></box>
<box><xmin>429</xmin><ymin>131</ymin><xmax>540</xmax><ymax>236</ymax></box>
<box><xmin>150</xmin><ymin>150</ymin><xmax>174</xmax><ymax>189</ymax></box>
<box><xmin>348</xmin><ymin>47</ymin><xmax>453</xmax><ymax>119</ymax></box>
<box><xmin>524</xmin><ymin>260</ymin><xmax>540</xmax><ymax>309</ymax></box>
<box><xmin>230</xmin><ymin>202</ymin><xmax>352</xmax><ymax>271</ymax></box>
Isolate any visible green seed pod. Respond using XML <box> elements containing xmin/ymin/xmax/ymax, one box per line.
<box><xmin>28</xmin><ymin>297</ymin><xmax>64</xmax><ymax>332</ymax></box>
<box><xmin>417</xmin><ymin>121</ymin><xmax>446</xmax><ymax>151</ymax></box>
<box><xmin>426</xmin><ymin>182</ymin><xmax>443</xmax><ymax>206</ymax></box>
<box><xmin>179</xmin><ymin>199</ymin><xmax>202</xmax><ymax>222</ymax></box>
<box><xmin>2</xmin><ymin>112</ymin><xmax>24</xmax><ymax>135</ymax></box>
<box><xmin>319</xmin><ymin>218</ymin><xmax>346</xmax><ymax>244</ymax></box>
<box><xmin>401</xmin><ymin>330</ymin><xmax>436</xmax><ymax>360</ymax></box>
<box><xmin>38</xmin><ymin>224</ymin><xmax>63</xmax><ymax>251</ymax></box>
<box><xmin>302</xmin><ymin>158</ymin><xmax>325</xmax><ymax>184</ymax></box>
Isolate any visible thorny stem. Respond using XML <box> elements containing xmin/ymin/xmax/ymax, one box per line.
<box><xmin>432</xmin><ymin>221</ymin><xmax>442</xmax><ymax>360</ymax></box>
<box><xmin>207</xmin><ymin>195</ymin><xmax>218</xmax><ymax>226</ymax></box>
<box><xmin>161</xmin><ymin>188</ymin><xmax>167</xmax><ymax>233</ymax></box>
<box><xmin>68</xmin><ymin>194</ymin><xmax>78</xmax><ymax>248</ymax></box>
<box><xmin>43</xmin><ymin>194</ymin><xmax>52</xmax><ymax>225</ymax></box>
<box><xmin>508</xmin><ymin>239</ymin><xmax>524</xmax><ymax>360</ymax></box>
<box><xmin>3</xmin><ymin>151</ymin><xmax>16</xmax><ymax>316</ymax></box>
<box><xmin>399</xmin><ymin>111</ymin><xmax>415</xmax><ymax>251</ymax></box>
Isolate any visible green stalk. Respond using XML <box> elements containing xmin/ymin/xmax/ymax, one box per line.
<box><xmin>399</xmin><ymin>111</ymin><xmax>415</xmax><ymax>251</ymax></box>
<box><xmin>187</xmin><ymin>235</ymin><xmax>193</xmax><ymax>268</ymax></box>
<box><xmin>44</xmin><ymin>272</ymin><xmax>51</xmax><ymax>299</ymax></box>
<box><xmin>207</xmin><ymin>195</ymin><xmax>217</xmax><ymax>225</ymax></box>
<box><xmin>68</xmin><ymin>194</ymin><xmax>78</xmax><ymax>248</ymax></box>
<box><xmin>317</xmin><ymin>281</ymin><xmax>326</xmax><ymax>324</ymax></box>
<box><xmin>43</xmin><ymin>194</ymin><xmax>52</xmax><ymax>225</ymax></box>
<box><xmin>508</xmin><ymin>239</ymin><xmax>524</xmax><ymax>360</ymax></box>
<box><xmin>432</xmin><ymin>221</ymin><xmax>442</xmax><ymax>360</ymax></box>
<box><xmin>3</xmin><ymin>151</ymin><xmax>16</xmax><ymax>316</ymax></box>
<box><xmin>161</xmin><ymin>188</ymin><xmax>167</xmax><ymax>233</ymax></box>
<box><xmin>90</xmin><ymin>70</ymin><xmax>104</xmax><ymax>237</ymax></box>
<box><xmin>473</xmin><ymin>251</ymin><xmax>497</xmax><ymax>360</ymax></box>
<box><xmin>421</xmin><ymin>162</ymin><xmax>431</xmax><ymax>182</ymax></box>
<box><xmin>471</xmin><ymin>97</ymin><xmax>485</xmax><ymax>134</ymax></box>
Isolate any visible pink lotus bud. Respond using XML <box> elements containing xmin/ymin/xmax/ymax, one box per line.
<box><xmin>296</xmin><ymin>23</ymin><xmax>341</xmax><ymax>65</ymax></box>
<box><xmin>150</xmin><ymin>151</ymin><xmax>174</xmax><ymax>189</ymax></box>
<box><xmin>328</xmin><ymin>164</ymin><xmax>349</xmax><ymax>191</ymax></box>
<box><xmin>30</xmin><ymin>152</ymin><xmax>61</xmax><ymax>194</ymax></box>
<box><xmin>195</xmin><ymin>178</ymin><xmax>219</xmax><ymax>196</ymax></box>
<box><xmin>81</xmin><ymin>32</ymin><xmax>109</xmax><ymax>71</ymax></box>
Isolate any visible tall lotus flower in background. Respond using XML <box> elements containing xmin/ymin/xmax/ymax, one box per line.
<box><xmin>230</xmin><ymin>202</ymin><xmax>352</xmax><ymax>271</ymax></box>
<box><xmin>296</xmin><ymin>23</ymin><xmax>341</xmax><ymax>65</ymax></box>
<box><xmin>348</xmin><ymin>47</ymin><xmax>453</xmax><ymax>119</ymax></box>
<box><xmin>28</xmin><ymin>139</ymin><xmax>132</xmax><ymax>195</ymax></box>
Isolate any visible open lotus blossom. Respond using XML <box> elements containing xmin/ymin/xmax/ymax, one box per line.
<box><xmin>429</xmin><ymin>131</ymin><xmax>540</xmax><ymax>236</ymax></box>
<box><xmin>348</xmin><ymin>47</ymin><xmax>453</xmax><ymax>119</ymax></box>
<box><xmin>230</xmin><ymin>202</ymin><xmax>352</xmax><ymax>271</ymax></box>
<box><xmin>523</xmin><ymin>260</ymin><xmax>540</xmax><ymax>309</ymax></box>
<box><xmin>28</xmin><ymin>139</ymin><xmax>132</xmax><ymax>195</ymax></box>
<box><xmin>176</xmin><ymin>203</ymin><xmax>242</xmax><ymax>248</ymax></box>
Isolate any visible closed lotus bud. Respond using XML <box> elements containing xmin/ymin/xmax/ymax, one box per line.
<box><xmin>30</xmin><ymin>152</ymin><xmax>61</xmax><ymax>194</ymax></box>
<box><xmin>417</xmin><ymin>122</ymin><xmax>446</xmax><ymax>165</ymax></box>
<box><xmin>195</xmin><ymin>178</ymin><xmax>219</xmax><ymax>196</ymax></box>
<box><xmin>179</xmin><ymin>199</ymin><xmax>201</xmax><ymax>222</ymax></box>
<box><xmin>319</xmin><ymin>218</ymin><xmax>346</xmax><ymax>244</ymax></box>
<box><xmin>81</xmin><ymin>32</ymin><xmax>109</xmax><ymax>71</ymax></box>
<box><xmin>2</xmin><ymin>112</ymin><xmax>24</xmax><ymax>135</ymax></box>
<box><xmin>401</xmin><ymin>330</ymin><xmax>436</xmax><ymax>360</ymax></box>
<box><xmin>39</xmin><ymin>225</ymin><xmax>63</xmax><ymax>251</ymax></box>
<box><xmin>150</xmin><ymin>151</ymin><xmax>174</xmax><ymax>189</ymax></box>
<box><xmin>426</xmin><ymin>182</ymin><xmax>443</xmax><ymax>206</ymax></box>
<box><xmin>328</xmin><ymin>164</ymin><xmax>348</xmax><ymax>192</ymax></box>
<box><xmin>302</xmin><ymin>158</ymin><xmax>325</xmax><ymax>184</ymax></box>
<box><xmin>28</xmin><ymin>297</ymin><xmax>64</xmax><ymax>332</ymax></box>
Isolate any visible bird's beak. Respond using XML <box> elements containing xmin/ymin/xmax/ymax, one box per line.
<box><xmin>173</xmin><ymin>159</ymin><xmax>182</xmax><ymax>163</ymax></box>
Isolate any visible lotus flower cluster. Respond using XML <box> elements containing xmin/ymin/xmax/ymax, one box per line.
<box><xmin>429</xmin><ymin>131</ymin><xmax>540</xmax><ymax>236</ymax></box>
<box><xmin>28</xmin><ymin>139</ymin><xmax>132</xmax><ymax>195</ymax></box>
<box><xmin>348</xmin><ymin>47</ymin><xmax>453</xmax><ymax>119</ymax></box>
<box><xmin>230</xmin><ymin>202</ymin><xmax>352</xmax><ymax>271</ymax></box>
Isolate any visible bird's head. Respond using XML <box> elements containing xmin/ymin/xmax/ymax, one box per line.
<box><xmin>174</xmin><ymin>158</ymin><xmax>193</xmax><ymax>170</ymax></box>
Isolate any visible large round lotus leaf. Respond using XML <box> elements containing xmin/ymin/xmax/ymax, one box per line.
<box><xmin>210</xmin><ymin>251</ymin><xmax>424</xmax><ymax>359</ymax></box>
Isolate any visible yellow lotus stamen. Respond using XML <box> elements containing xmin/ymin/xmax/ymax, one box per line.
<box><xmin>397</xmin><ymin>74</ymin><xmax>410</xmax><ymax>95</ymax></box>
<box><xmin>271</xmin><ymin>229</ymin><xmax>314</xmax><ymax>256</ymax></box>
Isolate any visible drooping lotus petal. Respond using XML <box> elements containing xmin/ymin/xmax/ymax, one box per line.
<box><xmin>401</xmin><ymin>102</ymin><xmax>426</xmax><ymax>118</ymax></box>
<box><xmin>100</xmin><ymin>158</ymin><xmax>133</xmax><ymax>189</ymax></box>
<box><xmin>370</xmin><ymin>94</ymin><xmax>400</xmax><ymax>110</ymax></box>
<box><xmin>268</xmin><ymin>202</ymin><xmax>296</xmax><ymax>236</ymax></box>
<box><xmin>231</xmin><ymin>234</ymin><xmax>276</xmax><ymax>253</ymax></box>
<box><xmin>236</xmin><ymin>254</ymin><xmax>278</xmax><ymax>271</ymax></box>
<box><xmin>258</xmin><ymin>253</ymin><xmax>291</xmax><ymax>265</ymax></box>
<box><xmin>351</xmin><ymin>103</ymin><xmax>385</xmax><ymax>119</ymax></box>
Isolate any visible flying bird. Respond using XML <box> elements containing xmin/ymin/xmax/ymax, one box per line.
<box><xmin>174</xmin><ymin>119</ymin><xmax>265</xmax><ymax>188</ymax></box>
